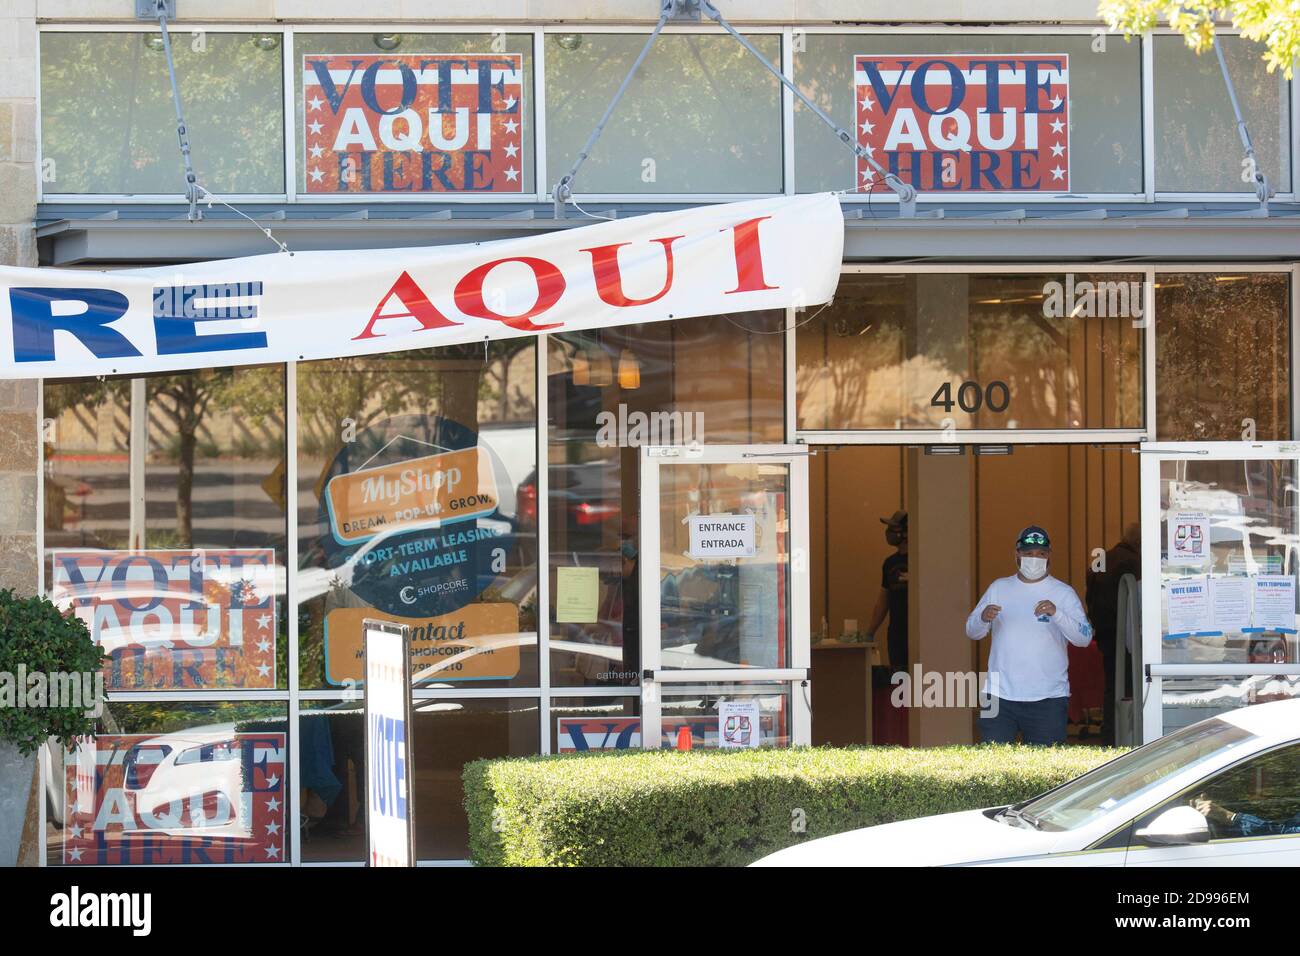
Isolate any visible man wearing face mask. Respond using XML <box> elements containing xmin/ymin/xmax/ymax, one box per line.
<box><xmin>965</xmin><ymin>526</ymin><xmax>1093</xmax><ymax>745</ymax></box>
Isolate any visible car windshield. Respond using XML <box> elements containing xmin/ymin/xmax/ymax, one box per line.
<box><xmin>1015</xmin><ymin>719</ymin><xmax>1257</xmax><ymax>831</ymax></box>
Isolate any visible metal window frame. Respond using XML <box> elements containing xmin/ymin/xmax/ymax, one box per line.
<box><xmin>31</xmin><ymin>21</ymin><xmax>1295</xmax><ymax>205</ymax></box>
<box><xmin>638</xmin><ymin>443</ymin><xmax>812</xmax><ymax>750</ymax></box>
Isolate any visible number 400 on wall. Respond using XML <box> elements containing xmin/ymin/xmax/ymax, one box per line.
<box><xmin>930</xmin><ymin>380</ymin><xmax>1011</xmax><ymax>415</ymax></box>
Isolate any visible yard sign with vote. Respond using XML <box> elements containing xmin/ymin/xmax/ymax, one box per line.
<box><xmin>302</xmin><ymin>53</ymin><xmax>525</xmax><ymax>193</ymax></box>
<box><xmin>854</xmin><ymin>55</ymin><xmax>1070</xmax><ymax>193</ymax></box>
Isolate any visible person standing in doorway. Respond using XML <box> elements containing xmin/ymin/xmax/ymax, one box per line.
<box><xmin>1085</xmin><ymin>523</ymin><xmax>1141</xmax><ymax>745</ymax></box>
<box><xmin>966</xmin><ymin>526</ymin><xmax>1093</xmax><ymax>746</ymax></box>
<box><xmin>867</xmin><ymin>510</ymin><xmax>909</xmax><ymax>745</ymax></box>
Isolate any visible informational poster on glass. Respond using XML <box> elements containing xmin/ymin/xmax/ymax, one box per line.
<box><xmin>301</xmin><ymin>53</ymin><xmax>525</xmax><ymax>193</ymax></box>
<box><xmin>61</xmin><ymin>732</ymin><xmax>287</xmax><ymax>865</ymax></box>
<box><xmin>854</xmin><ymin>55</ymin><xmax>1071</xmax><ymax>192</ymax></box>
<box><xmin>1167</xmin><ymin>511</ymin><xmax>1212</xmax><ymax>567</ymax></box>
<box><xmin>1164</xmin><ymin>575</ymin><xmax>1212</xmax><ymax>637</ymax></box>
<box><xmin>1209</xmin><ymin>576</ymin><xmax>1252</xmax><ymax>632</ymax></box>
<box><xmin>51</xmin><ymin>549</ymin><xmax>278</xmax><ymax>690</ymax></box>
<box><xmin>1251</xmin><ymin>575</ymin><xmax>1297</xmax><ymax>633</ymax></box>
<box><xmin>555</xmin><ymin>566</ymin><xmax>600</xmax><ymax>624</ymax></box>
<box><xmin>718</xmin><ymin>698</ymin><xmax>762</xmax><ymax>748</ymax></box>
<box><xmin>364</xmin><ymin>620</ymin><xmax>414</xmax><ymax>867</ymax></box>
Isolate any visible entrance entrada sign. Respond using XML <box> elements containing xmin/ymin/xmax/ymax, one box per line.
<box><xmin>0</xmin><ymin>193</ymin><xmax>843</xmax><ymax>379</ymax></box>
<box><xmin>687</xmin><ymin>513</ymin><xmax>757</xmax><ymax>560</ymax></box>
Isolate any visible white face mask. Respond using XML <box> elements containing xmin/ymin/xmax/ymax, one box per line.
<box><xmin>1018</xmin><ymin>556</ymin><xmax>1048</xmax><ymax>581</ymax></box>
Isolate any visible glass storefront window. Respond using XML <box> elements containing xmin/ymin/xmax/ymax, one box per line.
<box><xmin>39</xmin><ymin>32</ymin><xmax>285</xmax><ymax>195</ymax></box>
<box><xmin>295</xmin><ymin>344</ymin><xmax>538</xmax><ymax>690</ymax></box>
<box><xmin>546</xmin><ymin>314</ymin><xmax>785</xmax><ymax>688</ymax></box>
<box><xmin>44</xmin><ymin>703</ymin><xmax>289</xmax><ymax>866</ymax></box>
<box><xmin>298</xmin><ymin>698</ymin><xmax>538</xmax><ymax>861</ymax></box>
<box><xmin>796</xmin><ymin>272</ymin><xmax>1144</xmax><ymax>432</ymax></box>
<box><xmin>793</xmin><ymin>34</ymin><xmax>1143</xmax><ymax>195</ymax></box>
<box><xmin>1154</xmin><ymin>35</ymin><xmax>1291</xmax><ymax>193</ymax></box>
<box><xmin>293</xmin><ymin>32</ymin><xmax>535</xmax><ymax>195</ymax></box>
<box><xmin>1157</xmin><ymin>456</ymin><xmax>1300</xmax><ymax>665</ymax></box>
<box><xmin>660</xmin><ymin>682</ymin><xmax>792</xmax><ymax>748</ymax></box>
<box><xmin>44</xmin><ymin>367</ymin><xmax>289</xmax><ymax>690</ymax></box>
<box><xmin>1155</xmin><ymin>273</ymin><xmax>1291</xmax><ymax>441</ymax></box>
<box><xmin>545</xmin><ymin>33</ymin><xmax>783</xmax><ymax>194</ymax></box>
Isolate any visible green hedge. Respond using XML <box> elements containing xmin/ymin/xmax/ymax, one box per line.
<box><xmin>464</xmin><ymin>745</ymin><xmax>1120</xmax><ymax>867</ymax></box>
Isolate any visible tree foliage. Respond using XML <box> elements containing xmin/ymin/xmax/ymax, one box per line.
<box><xmin>1100</xmin><ymin>1</ymin><xmax>1300</xmax><ymax>78</ymax></box>
<box><xmin>0</xmin><ymin>591</ymin><xmax>105</xmax><ymax>755</ymax></box>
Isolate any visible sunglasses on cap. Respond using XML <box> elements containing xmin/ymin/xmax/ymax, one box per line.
<box><xmin>1018</xmin><ymin>531</ymin><xmax>1049</xmax><ymax>547</ymax></box>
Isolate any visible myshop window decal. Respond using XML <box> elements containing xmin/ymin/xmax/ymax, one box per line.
<box><xmin>317</xmin><ymin>414</ymin><xmax>522</xmax><ymax>686</ymax></box>
<box><xmin>854</xmin><ymin>55</ymin><xmax>1071</xmax><ymax>193</ymax></box>
<box><xmin>302</xmin><ymin>53</ymin><xmax>525</xmax><ymax>193</ymax></box>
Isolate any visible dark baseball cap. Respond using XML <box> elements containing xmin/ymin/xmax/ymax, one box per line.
<box><xmin>1016</xmin><ymin>525</ymin><xmax>1051</xmax><ymax>550</ymax></box>
<box><xmin>880</xmin><ymin>510</ymin><xmax>908</xmax><ymax>529</ymax></box>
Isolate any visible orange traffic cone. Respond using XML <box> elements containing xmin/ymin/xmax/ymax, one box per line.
<box><xmin>676</xmin><ymin>725</ymin><xmax>693</xmax><ymax>751</ymax></box>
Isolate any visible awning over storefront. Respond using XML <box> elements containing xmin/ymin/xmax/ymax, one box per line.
<box><xmin>34</xmin><ymin>200</ymin><xmax>1300</xmax><ymax>267</ymax></box>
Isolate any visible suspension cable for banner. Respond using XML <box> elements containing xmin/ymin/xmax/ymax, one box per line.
<box><xmin>147</xmin><ymin>1</ymin><xmax>199</xmax><ymax>221</ymax></box>
<box><xmin>552</xmin><ymin>0</ymin><xmax>918</xmax><ymax>218</ymax></box>
<box><xmin>1213</xmin><ymin>40</ymin><xmax>1272</xmax><ymax>209</ymax></box>
<box><xmin>144</xmin><ymin>0</ymin><xmax>292</xmax><ymax>253</ymax></box>
<box><xmin>698</xmin><ymin>0</ymin><xmax>917</xmax><ymax>216</ymax></box>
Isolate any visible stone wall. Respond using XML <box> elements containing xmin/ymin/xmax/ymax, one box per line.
<box><xmin>0</xmin><ymin>3</ymin><xmax>38</xmax><ymax>597</ymax></box>
<box><xmin>0</xmin><ymin>0</ymin><xmax>40</xmax><ymax>870</ymax></box>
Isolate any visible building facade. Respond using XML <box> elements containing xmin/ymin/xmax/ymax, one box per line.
<box><xmin>3</xmin><ymin>0</ymin><xmax>1300</xmax><ymax>865</ymax></box>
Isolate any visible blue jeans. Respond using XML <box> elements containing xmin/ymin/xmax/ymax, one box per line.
<box><xmin>979</xmin><ymin>696</ymin><xmax>1069</xmax><ymax>746</ymax></box>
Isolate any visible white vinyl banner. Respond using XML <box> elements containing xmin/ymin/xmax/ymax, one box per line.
<box><xmin>0</xmin><ymin>193</ymin><xmax>844</xmax><ymax>379</ymax></box>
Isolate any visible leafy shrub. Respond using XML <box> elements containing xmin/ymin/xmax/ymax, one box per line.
<box><xmin>0</xmin><ymin>590</ymin><xmax>105</xmax><ymax>755</ymax></box>
<box><xmin>464</xmin><ymin>744</ymin><xmax>1120</xmax><ymax>866</ymax></box>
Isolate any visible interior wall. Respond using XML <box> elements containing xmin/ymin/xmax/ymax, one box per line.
<box><xmin>809</xmin><ymin>446</ymin><xmax>906</xmax><ymax>644</ymax></box>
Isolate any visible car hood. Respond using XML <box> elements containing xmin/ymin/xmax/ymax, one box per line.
<box><xmin>751</xmin><ymin>808</ymin><xmax>1067</xmax><ymax>867</ymax></box>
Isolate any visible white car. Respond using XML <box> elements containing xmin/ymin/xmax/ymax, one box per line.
<box><xmin>753</xmin><ymin>698</ymin><xmax>1300</xmax><ymax>867</ymax></box>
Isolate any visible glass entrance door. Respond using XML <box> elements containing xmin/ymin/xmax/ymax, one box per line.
<box><xmin>1140</xmin><ymin>442</ymin><xmax>1300</xmax><ymax>743</ymax></box>
<box><xmin>639</xmin><ymin>445</ymin><xmax>811</xmax><ymax>749</ymax></box>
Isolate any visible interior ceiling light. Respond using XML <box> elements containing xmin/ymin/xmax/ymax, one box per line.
<box><xmin>142</xmin><ymin>33</ymin><xmax>166</xmax><ymax>52</ymax></box>
<box><xmin>587</xmin><ymin>346</ymin><xmax>613</xmax><ymax>387</ymax></box>
<box><xmin>571</xmin><ymin>350</ymin><xmax>590</xmax><ymax>387</ymax></box>
<box><xmin>251</xmin><ymin>34</ymin><xmax>281</xmax><ymax>51</ymax></box>
<box><xmin>554</xmin><ymin>34</ymin><xmax>583</xmax><ymax>51</ymax></box>
<box><xmin>617</xmin><ymin>349</ymin><xmax>641</xmax><ymax>390</ymax></box>
<box><xmin>373</xmin><ymin>33</ymin><xmax>403</xmax><ymax>51</ymax></box>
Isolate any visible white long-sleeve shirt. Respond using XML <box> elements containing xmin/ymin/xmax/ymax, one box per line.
<box><xmin>966</xmin><ymin>574</ymin><xmax>1093</xmax><ymax>702</ymax></box>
